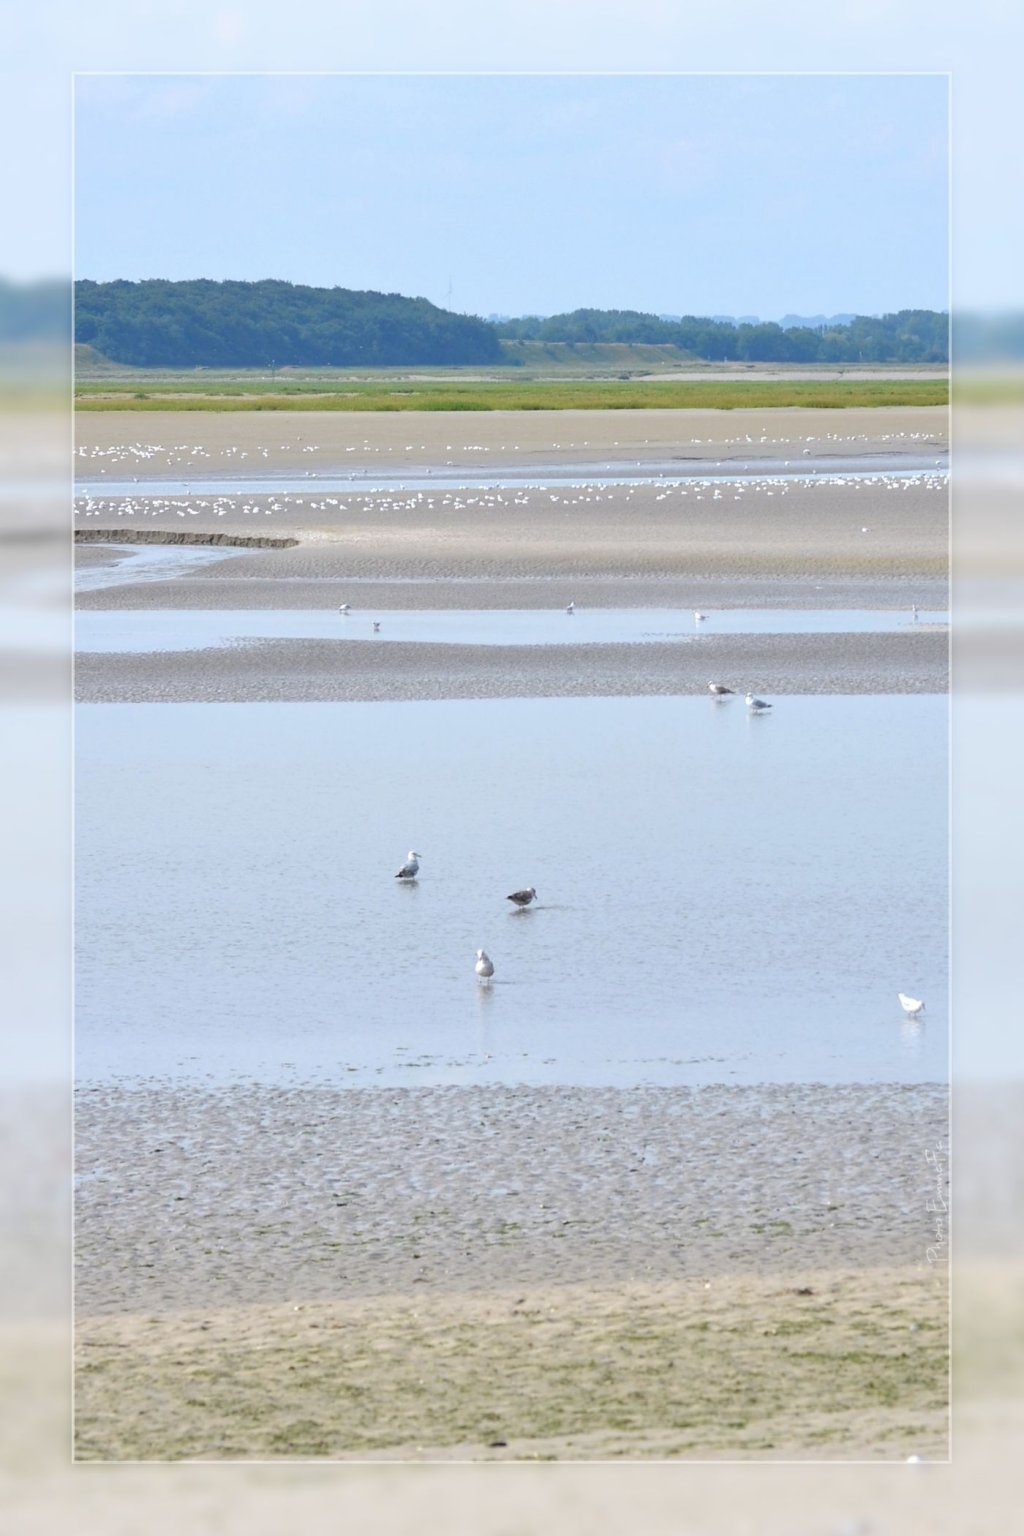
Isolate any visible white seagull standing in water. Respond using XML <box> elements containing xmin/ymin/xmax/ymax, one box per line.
<box><xmin>694</xmin><ymin>611</ymin><xmax>707</xmax><ymax>622</ymax></box>
<box><xmin>475</xmin><ymin>949</ymin><xmax>495</xmax><ymax>982</ymax></box>
<box><xmin>338</xmin><ymin>603</ymin><xmax>350</xmax><ymax>614</ymax></box>
<box><xmin>565</xmin><ymin>601</ymin><xmax>575</xmax><ymax>614</ymax></box>
<box><xmin>395</xmin><ymin>850</ymin><xmax>421</xmax><ymax>880</ymax></box>
<box><xmin>898</xmin><ymin>992</ymin><xmax>925</xmax><ymax>1018</ymax></box>
<box><xmin>708</xmin><ymin>682</ymin><xmax>735</xmax><ymax>696</ymax></box>
<box><xmin>507</xmin><ymin>886</ymin><xmax>537</xmax><ymax>908</ymax></box>
<box><xmin>746</xmin><ymin>693</ymin><xmax>772</xmax><ymax>712</ymax></box>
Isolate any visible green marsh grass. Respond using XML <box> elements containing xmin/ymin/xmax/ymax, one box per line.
<box><xmin>75</xmin><ymin>377</ymin><xmax>948</xmax><ymax>413</ymax></box>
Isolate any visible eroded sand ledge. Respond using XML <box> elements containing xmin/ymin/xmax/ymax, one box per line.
<box><xmin>74</xmin><ymin>528</ymin><xmax>299</xmax><ymax>550</ymax></box>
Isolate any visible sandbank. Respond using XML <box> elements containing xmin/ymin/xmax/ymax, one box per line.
<box><xmin>75</xmin><ymin>405</ymin><xmax>948</xmax><ymax>479</ymax></box>
<box><xmin>74</xmin><ymin>630</ymin><xmax>947</xmax><ymax>703</ymax></box>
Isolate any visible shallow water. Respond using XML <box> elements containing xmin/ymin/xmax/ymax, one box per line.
<box><xmin>74</xmin><ymin>543</ymin><xmax>259</xmax><ymax>593</ymax></box>
<box><xmin>75</xmin><ymin>606</ymin><xmax>949</xmax><ymax>654</ymax></box>
<box><xmin>75</xmin><ymin>696</ymin><xmax>947</xmax><ymax>1089</ymax></box>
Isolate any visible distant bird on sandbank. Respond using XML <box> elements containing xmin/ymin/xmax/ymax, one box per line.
<box><xmin>708</xmin><ymin>682</ymin><xmax>735</xmax><ymax>696</ymax></box>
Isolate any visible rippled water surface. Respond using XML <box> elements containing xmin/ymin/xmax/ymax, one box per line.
<box><xmin>76</xmin><ymin>696</ymin><xmax>947</xmax><ymax>1089</ymax></box>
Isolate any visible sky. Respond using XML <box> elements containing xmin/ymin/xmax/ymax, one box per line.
<box><xmin>72</xmin><ymin>72</ymin><xmax>949</xmax><ymax>320</ymax></box>
<box><xmin>3</xmin><ymin>2</ymin><xmax>1021</xmax><ymax>311</ymax></box>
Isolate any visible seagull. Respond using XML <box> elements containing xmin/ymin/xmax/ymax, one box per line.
<box><xmin>708</xmin><ymin>682</ymin><xmax>735</xmax><ymax>696</ymax></box>
<box><xmin>898</xmin><ymin>992</ymin><xmax>925</xmax><ymax>1018</ymax></box>
<box><xmin>507</xmin><ymin>886</ymin><xmax>537</xmax><ymax>908</ymax></box>
<box><xmin>745</xmin><ymin>693</ymin><xmax>772</xmax><ymax>712</ymax></box>
<box><xmin>338</xmin><ymin>603</ymin><xmax>350</xmax><ymax>614</ymax></box>
<box><xmin>475</xmin><ymin>949</ymin><xmax>495</xmax><ymax>982</ymax></box>
<box><xmin>694</xmin><ymin>611</ymin><xmax>707</xmax><ymax>622</ymax></box>
<box><xmin>373</xmin><ymin>621</ymin><xmax>381</xmax><ymax>633</ymax></box>
<box><xmin>395</xmin><ymin>850</ymin><xmax>421</xmax><ymax>880</ymax></box>
<box><xmin>565</xmin><ymin>601</ymin><xmax>575</xmax><ymax>614</ymax></box>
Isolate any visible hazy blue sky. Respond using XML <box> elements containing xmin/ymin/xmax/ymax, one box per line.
<box><xmin>73</xmin><ymin>73</ymin><xmax>948</xmax><ymax>320</ymax></box>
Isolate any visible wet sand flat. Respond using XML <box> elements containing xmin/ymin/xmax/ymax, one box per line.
<box><xmin>75</xmin><ymin>404</ymin><xmax>948</xmax><ymax>478</ymax></box>
<box><xmin>76</xmin><ymin>478</ymin><xmax>948</xmax><ymax>596</ymax></box>
<box><xmin>74</xmin><ymin>467</ymin><xmax>949</xmax><ymax>701</ymax></box>
<box><xmin>74</xmin><ymin>407</ymin><xmax>948</xmax><ymax>699</ymax></box>
<box><xmin>74</xmin><ymin>1081</ymin><xmax>949</xmax><ymax>1460</ymax></box>
<box><xmin>75</xmin><ymin>1083</ymin><xmax>949</xmax><ymax>1315</ymax></box>
<box><xmin>74</xmin><ymin>629</ymin><xmax>948</xmax><ymax>702</ymax></box>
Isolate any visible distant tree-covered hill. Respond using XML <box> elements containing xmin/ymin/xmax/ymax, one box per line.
<box><xmin>71</xmin><ymin>280</ymin><xmax>951</xmax><ymax>367</ymax></box>
<box><xmin>73</xmin><ymin>279</ymin><xmax>505</xmax><ymax>367</ymax></box>
<box><xmin>494</xmin><ymin>307</ymin><xmax>949</xmax><ymax>364</ymax></box>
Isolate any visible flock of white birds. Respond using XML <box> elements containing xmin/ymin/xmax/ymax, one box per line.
<box><xmin>75</xmin><ymin>425</ymin><xmax>946</xmax><ymax>473</ymax></box>
<box><xmin>76</xmin><ymin>469</ymin><xmax>948</xmax><ymax>528</ymax></box>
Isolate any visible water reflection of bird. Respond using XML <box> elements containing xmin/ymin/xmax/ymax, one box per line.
<box><xmin>475</xmin><ymin>949</ymin><xmax>495</xmax><ymax>982</ymax></box>
<box><xmin>708</xmin><ymin>682</ymin><xmax>734</xmax><ymax>696</ymax></box>
<box><xmin>507</xmin><ymin>886</ymin><xmax>537</xmax><ymax>908</ymax></box>
<box><xmin>898</xmin><ymin>992</ymin><xmax>925</xmax><ymax>1018</ymax></box>
<box><xmin>745</xmin><ymin>693</ymin><xmax>772</xmax><ymax>712</ymax></box>
<box><xmin>395</xmin><ymin>851</ymin><xmax>421</xmax><ymax>880</ymax></box>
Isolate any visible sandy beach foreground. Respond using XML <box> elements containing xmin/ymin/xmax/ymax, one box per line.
<box><xmin>75</xmin><ymin>1082</ymin><xmax>949</xmax><ymax>1461</ymax></box>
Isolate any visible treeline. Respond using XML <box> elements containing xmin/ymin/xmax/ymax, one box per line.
<box><xmin>68</xmin><ymin>280</ymin><xmax>952</xmax><ymax>366</ymax></box>
<box><xmin>73</xmin><ymin>279</ymin><xmax>504</xmax><ymax>367</ymax></box>
<box><xmin>495</xmin><ymin>307</ymin><xmax>949</xmax><ymax>364</ymax></box>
